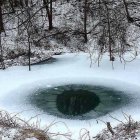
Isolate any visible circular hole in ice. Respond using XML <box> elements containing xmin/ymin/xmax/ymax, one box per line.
<box><xmin>56</xmin><ymin>89</ymin><xmax>100</xmax><ymax>116</ymax></box>
<box><xmin>28</xmin><ymin>84</ymin><xmax>130</xmax><ymax>120</ymax></box>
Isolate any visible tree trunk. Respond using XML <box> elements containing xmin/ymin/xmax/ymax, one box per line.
<box><xmin>0</xmin><ymin>1</ymin><xmax>5</xmax><ymax>69</ymax></box>
<box><xmin>27</xmin><ymin>7</ymin><xmax>31</xmax><ymax>71</ymax></box>
<box><xmin>0</xmin><ymin>1</ymin><xmax>4</xmax><ymax>32</ymax></box>
<box><xmin>25</xmin><ymin>0</ymin><xmax>29</xmax><ymax>7</ymax></box>
<box><xmin>0</xmin><ymin>33</ymin><xmax>5</xmax><ymax>69</ymax></box>
<box><xmin>49</xmin><ymin>0</ymin><xmax>53</xmax><ymax>30</ymax></box>
<box><xmin>28</xmin><ymin>33</ymin><xmax>31</xmax><ymax>71</ymax></box>
<box><xmin>43</xmin><ymin>0</ymin><xmax>53</xmax><ymax>30</ymax></box>
<box><xmin>84</xmin><ymin>0</ymin><xmax>88</xmax><ymax>43</ymax></box>
<box><xmin>20</xmin><ymin>0</ymin><xmax>24</xmax><ymax>8</ymax></box>
<box><xmin>122</xmin><ymin>0</ymin><xmax>134</xmax><ymax>23</ymax></box>
<box><xmin>104</xmin><ymin>2</ymin><xmax>112</xmax><ymax>61</ymax></box>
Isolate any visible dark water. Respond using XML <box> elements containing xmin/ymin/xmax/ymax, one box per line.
<box><xmin>31</xmin><ymin>57</ymin><xmax>57</xmax><ymax>65</ymax></box>
<box><xmin>28</xmin><ymin>85</ymin><xmax>131</xmax><ymax>120</ymax></box>
<box><xmin>57</xmin><ymin>89</ymin><xmax>100</xmax><ymax>116</ymax></box>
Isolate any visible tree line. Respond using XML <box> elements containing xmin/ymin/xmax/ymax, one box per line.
<box><xmin>0</xmin><ymin>0</ymin><xmax>140</xmax><ymax>70</ymax></box>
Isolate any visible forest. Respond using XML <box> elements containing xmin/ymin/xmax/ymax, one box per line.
<box><xmin>0</xmin><ymin>0</ymin><xmax>140</xmax><ymax>70</ymax></box>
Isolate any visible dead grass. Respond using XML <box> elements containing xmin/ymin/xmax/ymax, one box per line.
<box><xmin>0</xmin><ymin>110</ymin><xmax>50</xmax><ymax>140</ymax></box>
<box><xmin>0</xmin><ymin>110</ymin><xmax>19</xmax><ymax>128</ymax></box>
<box><xmin>14</xmin><ymin>128</ymin><xmax>49</xmax><ymax>140</ymax></box>
<box><xmin>95</xmin><ymin>113</ymin><xmax>140</xmax><ymax>140</ymax></box>
<box><xmin>0</xmin><ymin>110</ymin><xmax>139</xmax><ymax>140</ymax></box>
<box><xmin>0</xmin><ymin>110</ymin><xmax>73</xmax><ymax>140</ymax></box>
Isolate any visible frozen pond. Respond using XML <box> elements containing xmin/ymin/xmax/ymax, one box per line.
<box><xmin>28</xmin><ymin>84</ymin><xmax>130</xmax><ymax>120</ymax></box>
<box><xmin>1</xmin><ymin>53</ymin><xmax>140</xmax><ymax>139</ymax></box>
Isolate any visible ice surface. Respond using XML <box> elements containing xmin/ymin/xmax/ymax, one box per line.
<box><xmin>0</xmin><ymin>53</ymin><xmax>140</xmax><ymax>140</ymax></box>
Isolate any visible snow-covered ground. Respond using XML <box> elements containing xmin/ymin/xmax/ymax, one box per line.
<box><xmin>0</xmin><ymin>53</ymin><xmax>140</xmax><ymax>140</ymax></box>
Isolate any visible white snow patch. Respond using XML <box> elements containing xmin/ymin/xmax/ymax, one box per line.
<box><xmin>0</xmin><ymin>53</ymin><xmax>140</xmax><ymax>140</ymax></box>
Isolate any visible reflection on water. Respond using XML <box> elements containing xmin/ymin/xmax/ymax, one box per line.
<box><xmin>57</xmin><ymin>89</ymin><xmax>100</xmax><ymax>116</ymax></box>
<box><xmin>28</xmin><ymin>85</ymin><xmax>130</xmax><ymax>120</ymax></box>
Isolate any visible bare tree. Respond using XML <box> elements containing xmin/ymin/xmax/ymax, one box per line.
<box><xmin>43</xmin><ymin>0</ymin><xmax>53</xmax><ymax>30</ymax></box>
<box><xmin>83</xmin><ymin>0</ymin><xmax>88</xmax><ymax>43</ymax></box>
<box><xmin>123</xmin><ymin>0</ymin><xmax>140</xmax><ymax>27</ymax></box>
<box><xmin>0</xmin><ymin>0</ymin><xmax>5</xmax><ymax>69</ymax></box>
